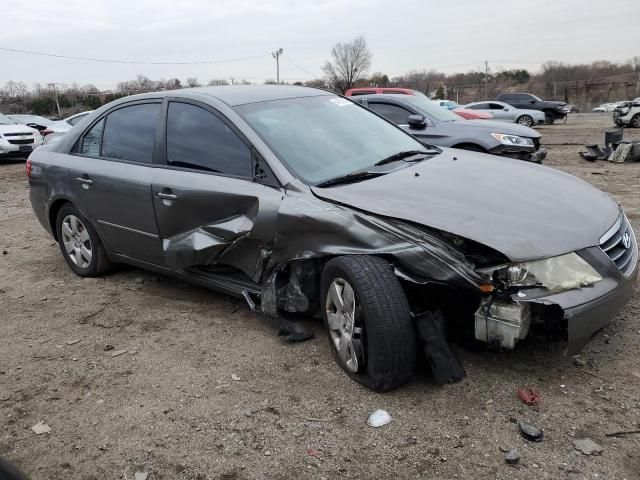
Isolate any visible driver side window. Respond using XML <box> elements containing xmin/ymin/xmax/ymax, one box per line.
<box><xmin>368</xmin><ymin>103</ymin><xmax>412</xmax><ymax>125</ymax></box>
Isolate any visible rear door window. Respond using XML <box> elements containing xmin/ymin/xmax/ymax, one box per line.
<box><xmin>368</xmin><ymin>103</ymin><xmax>412</xmax><ymax>125</ymax></box>
<box><xmin>166</xmin><ymin>102</ymin><xmax>252</xmax><ymax>177</ymax></box>
<box><xmin>468</xmin><ymin>103</ymin><xmax>489</xmax><ymax>110</ymax></box>
<box><xmin>80</xmin><ymin>119</ymin><xmax>105</xmax><ymax>156</ymax></box>
<box><xmin>101</xmin><ymin>103</ymin><xmax>161</xmax><ymax>163</ymax></box>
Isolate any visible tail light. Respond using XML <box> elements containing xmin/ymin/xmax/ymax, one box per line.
<box><xmin>26</xmin><ymin>158</ymin><xmax>32</xmax><ymax>177</ymax></box>
<box><xmin>42</xmin><ymin>128</ymin><xmax>53</xmax><ymax>136</ymax></box>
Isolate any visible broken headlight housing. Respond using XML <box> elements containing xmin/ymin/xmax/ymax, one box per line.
<box><xmin>491</xmin><ymin>133</ymin><xmax>534</xmax><ymax>147</ymax></box>
<box><xmin>480</xmin><ymin>253</ymin><xmax>602</xmax><ymax>293</ymax></box>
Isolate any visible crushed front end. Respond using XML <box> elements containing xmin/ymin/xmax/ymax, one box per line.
<box><xmin>474</xmin><ymin>213</ymin><xmax>637</xmax><ymax>354</ymax></box>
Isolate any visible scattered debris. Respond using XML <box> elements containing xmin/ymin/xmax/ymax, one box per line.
<box><xmin>572</xmin><ymin>438</ymin><xmax>603</xmax><ymax>456</ymax></box>
<box><xmin>517</xmin><ymin>387</ymin><xmax>540</xmax><ymax>406</ymax></box>
<box><xmin>0</xmin><ymin>394</ymin><xmax>10</xmax><ymax>401</ymax></box>
<box><xmin>231</xmin><ymin>374</ymin><xmax>241</xmax><ymax>381</ymax></box>
<box><xmin>103</xmin><ymin>344</ymin><xmax>114</xmax><ymax>351</ymax></box>
<box><xmin>277</xmin><ymin>318</ymin><xmax>314</xmax><ymax>342</ymax></box>
<box><xmin>605</xmin><ymin>429</ymin><xmax>640</xmax><ymax>438</ymax></box>
<box><xmin>367</xmin><ymin>409</ymin><xmax>392</xmax><ymax>428</ymax></box>
<box><xmin>414</xmin><ymin>310</ymin><xmax>465</xmax><ymax>384</ymax></box>
<box><xmin>134</xmin><ymin>472</ymin><xmax>148</xmax><ymax>480</ymax></box>
<box><xmin>263</xmin><ymin>450</ymin><xmax>271</xmax><ymax>456</ymax></box>
<box><xmin>109</xmin><ymin>349</ymin><xmax>128</xmax><ymax>357</ymax></box>
<box><xmin>304</xmin><ymin>418</ymin><xmax>331</xmax><ymax>423</ymax></box>
<box><xmin>66</xmin><ymin>339</ymin><xmax>80</xmax><ymax>345</ymax></box>
<box><xmin>134</xmin><ymin>277</ymin><xmax>145</xmax><ymax>285</ymax></box>
<box><xmin>505</xmin><ymin>448</ymin><xmax>520</xmax><ymax>465</ymax></box>
<box><xmin>572</xmin><ymin>357</ymin><xmax>586</xmax><ymax>367</ymax></box>
<box><xmin>307</xmin><ymin>448</ymin><xmax>320</xmax><ymax>458</ymax></box>
<box><xmin>31</xmin><ymin>421</ymin><xmax>51</xmax><ymax>435</ymax></box>
<box><xmin>518</xmin><ymin>421</ymin><xmax>544</xmax><ymax>442</ymax></box>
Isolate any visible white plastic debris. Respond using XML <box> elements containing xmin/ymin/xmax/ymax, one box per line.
<box><xmin>134</xmin><ymin>472</ymin><xmax>148</xmax><ymax>480</ymax></box>
<box><xmin>231</xmin><ymin>374</ymin><xmax>241</xmax><ymax>381</ymax></box>
<box><xmin>367</xmin><ymin>409</ymin><xmax>392</xmax><ymax>428</ymax></box>
<box><xmin>31</xmin><ymin>421</ymin><xmax>51</xmax><ymax>435</ymax></box>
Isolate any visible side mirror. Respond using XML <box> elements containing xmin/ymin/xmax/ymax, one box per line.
<box><xmin>408</xmin><ymin>115</ymin><xmax>427</xmax><ymax>129</ymax></box>
<box><xmin>529</xmin><ymin>100</ymin><xmax>535</xmax><ymax>104</ymax></box>
<box><xmin>503</xmin><ymin>108</ymin><xmax>509</xmax><ymax>111</ymax></box>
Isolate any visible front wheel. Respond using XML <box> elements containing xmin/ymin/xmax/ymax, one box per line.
<box><xmin>517</xmin><ymin>115</ymin><xmax>533</xmax><ymax>127</ymax></box>
<box><xmin>631</xmin><ymin>114</ymin><xmax>640</xmax><ymax>128</ymax></box>
<box><xmin>321</xmin><ymin>255</ymin><xmax>417</xmax><ymax>392</ymax></box>
<box><xmin>56</xmin><ymin>204</ymin><xmax>112</xmax><ymax>277</ymax></box>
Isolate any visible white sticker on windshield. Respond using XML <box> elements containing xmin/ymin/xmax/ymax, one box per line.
<box><xmin>329</xmin><ymin>98</ymin><xmax>353</xmax><ymax>107</ymax></box>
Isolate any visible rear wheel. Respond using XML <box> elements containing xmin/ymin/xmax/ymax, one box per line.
<box><xmin>516</xmin><ymin>115</ymin><xmax>533</xmax><ymax>127</ymax></box>
<box><xmin>631</xmin><ymin>114</ymin><xmax>640</xmax><ymax>128</ymax></box>
<box><xmin>56</xmin><ymin>204</ymin><xmax>112</xmax><ymax>277</ymax></box>
<box><xmin>321</xmin><ymin>255</ymin><xmax>416</xmax><ymax>392</ymax></box>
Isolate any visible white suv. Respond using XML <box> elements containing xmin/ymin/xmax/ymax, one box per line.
<box><xmin>614</xmin><ymin>98</ymin><xmax>640</xmax><ymax>128</ymax></box>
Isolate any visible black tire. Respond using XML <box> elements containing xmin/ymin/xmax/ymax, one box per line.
<box><xmin>516</xmin><ymin>115</ymin><xmax>533</xmax><ymax>127</ymax></box>
<box><xmin>544</xmin><ymin>112</ymin><xmax>556</xmax><ymax>124</ymax></box>
<box><xmin>55</xmin><ymin>204</ymin><xmax>112</xmax><ymax>277</ymax></box>
<box><xmin>321</xmin><ymin>255</ymin><xmax>416</xmax><ymax>392</ymax></box>
<box><xmin>631</xmin><ymin>114</ymin><xmax>640</xmax><ymax>128</ymax></box>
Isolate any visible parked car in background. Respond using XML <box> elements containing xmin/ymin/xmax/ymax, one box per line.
<box><xmin>27</xmin><ymin>86</ymin><xmax>637</xmax><ymax>391</ymax></box>
<box><xmin>593</xmin><ymin>102</ymin><xmax>623</xmax><ymax>113</ymax></box>
<box><xmin>7</xmin><ymin>114</ymin><xmax>55</xmax><ymax>132</ymax></box>
<box><xmin>452</xmin><ymin>107</ymin><xmax>493</xmax><ymax>120</ymax></box>
<box><xmin>0</xmin><ymin>113</ymin><xmax>43</xmax><ymax>159</ymax></box>
<box><xmin>613</xmin><ymin>99</ymin><xmax>640</xmax><ymax>128</ymax></box>
<box><xmin>42</xmin><ymin>111</ymin><xmax>94</xmax><ymax>143</ymax></box>
<box><xmin>496</xmin><ymin>93</ymin><xmax>567</xmax><ymax>124</ymax></box>
<box><xmin>344</xmin><ymin>87</ymin><xmax>415</xmax><ymax>96</ymax></box>
<box><xmin>464</xmin><ymin>101</ymin><xmax>545</xmax><ymax>127</ymax></box>
<box><xmin>352</xmin><ymin>93</ymin><xmax>546</xmax><ymax>162</ymax></box>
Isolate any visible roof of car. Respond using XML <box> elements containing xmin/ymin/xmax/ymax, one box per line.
<box><xmin>125</xmin><ymin>85</ymin><xmax>332</xmax><ymax>107</ymax></box>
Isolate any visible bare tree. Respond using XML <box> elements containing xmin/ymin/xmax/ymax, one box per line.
<box><xmin>207</xmin><ymin>78</ymin><xmax>229</xmax><ymax>86</ymax></box>
<box><xmin>186</xmin><ymin>77</ymin><xmax>201</xmax><ymax>88</ymax></box>
<box><xmin>322</xmin><ymin>36</ymin><xmax>372</xmax><ymax>93</ymax></box>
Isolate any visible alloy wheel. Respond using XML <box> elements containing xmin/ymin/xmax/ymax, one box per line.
<box><xmin>326</xmin><ymin>277</ymin><xmax>364</xmax><ymax>373</ymax></box>
<box><xmin>61</xmin><ymin>214</ymin><xmax>92</xmax><ymax>269</ymax></box>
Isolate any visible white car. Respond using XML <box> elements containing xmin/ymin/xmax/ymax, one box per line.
<box><xmin>463</xmin><ymin>101</ymin><xmax>546</xmax><ymax>127</ymax></box>
<box><xmin>593</xmin><ymin>102</ymin><xmax>624</xmax><ymax>113</ymax></box>
<box><xmin>42</xmin><ymin>111</ymin><xmax>94</xmax><ymax>144</ymax></box>
<box><xmin>613</xmin><ymin>98</ymin><xmax>640</xmax><ymax>128</ymax></box>
<box><xmin>0</xmin><ymin>114</ymin><xmax>43</xmax><ymax>159</ymax></box>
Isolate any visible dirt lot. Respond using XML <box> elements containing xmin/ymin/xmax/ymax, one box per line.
<box><xmin>1</xmin><ymin>114</ymin><xmax>640</xmax><ymax>480</ymax></box>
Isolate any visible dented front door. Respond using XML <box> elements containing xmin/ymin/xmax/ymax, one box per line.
<box><xmin>151</xmin><ymin>169</ymin><xmax>282</xmax><ymax>281</ymax></box>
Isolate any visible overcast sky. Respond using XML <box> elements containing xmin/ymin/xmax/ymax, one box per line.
<box><xmin>2</xmin><ymin>0</ymin><xmax>638</xmax><ymax>89</ymax></box>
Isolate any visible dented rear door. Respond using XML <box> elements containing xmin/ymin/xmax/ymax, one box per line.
<box><xmin>151</xmin><ymin>100</ymin><xmax>282</xmax><ymax>281</ymax></box>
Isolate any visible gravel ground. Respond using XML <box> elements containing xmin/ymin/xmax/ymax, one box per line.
<box><xmin>1</xmin><ymin>113</ymin><xmax>639</xmax><ymax>480</ymax></box>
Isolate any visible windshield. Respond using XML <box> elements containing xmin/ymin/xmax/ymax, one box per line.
<box><xmin>236</xmin><ymin>96</ymin><xmax>431</xmax><ymax>185</ymax></box>
<box><xmin>9</xmin><ymin>115</ymin><xmax>53</xmax><ymax>126</ymax></box>
<box><xmin>0</xmin><ymin>114</ymin><xmax>18</xmax><ymax>125</ymax></box>
<box><xmin>400</xmin><ymin>95</ymin><xmax>461</xmax><ymax>122</ymax></box>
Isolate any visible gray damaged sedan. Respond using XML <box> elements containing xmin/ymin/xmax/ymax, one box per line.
<box><xmin>28</xmin><ymin>86</ymin><xmax>637</xmax><ymax>391</ymax></box>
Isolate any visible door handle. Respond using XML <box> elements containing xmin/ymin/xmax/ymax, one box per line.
<box><xmin>74</xmin><ymin>177</ymin><xmax>93</xmax><ymax>185</ymax></box>
<box><xmin>156</xmin><ymin>192</ymin><xmax>177</xmax><ymax>200</ymax></box>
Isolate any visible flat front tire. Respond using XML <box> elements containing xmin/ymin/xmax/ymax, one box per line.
<box><xmin>55</xmin><ymin>204</ymin><xmax>112</xmax><ymax>277</ymax></box>
<box><xmin>321</xmin><ymin>255</ymin><xmax>416</xmax><ymax>392</ymax></box>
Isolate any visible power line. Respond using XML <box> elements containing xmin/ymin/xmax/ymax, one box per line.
<box><xmin>0</xmin><ymin>46</ymin><xmax>271</xmax><ymax>65</ymax></box>
<box><xmin>281</xmin><ymin>54</ymin><xmax>319</xmax><ymax>78</ymax></box>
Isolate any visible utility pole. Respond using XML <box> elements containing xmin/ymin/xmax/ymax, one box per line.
<box><xmin>272</xmin><ymin>48</ymin><xmax>283</xmax><ymax>84</ymax></box>
<box><xmin>484</xmin><ymin>60</ymin><xmax>489</xmax><ymax>99</ymax></box>
<box><xmin>48</xmin><ymin>83</ymin><xmax>62</xmax><ymax>118</ymax></box>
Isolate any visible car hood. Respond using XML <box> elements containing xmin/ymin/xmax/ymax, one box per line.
<box><xmin>448</xmin><ymin>119</ymin><xmax>541</xmax><ymax>138</ymax></box>
<box><xmin>311</xmin><ymin>148</ymin><xmax>619</xmax><ymax>262</ymax></box>
<box><xmin>0</xmin><ymin>124</ymin><xmax>37</xmax><ymax>135</ymax></box>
